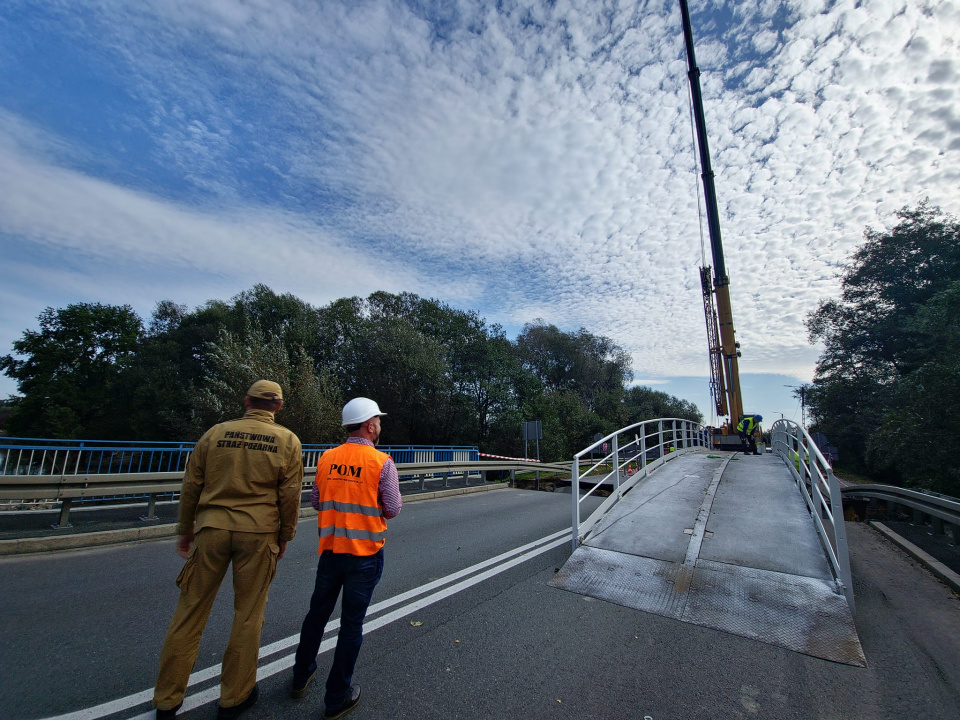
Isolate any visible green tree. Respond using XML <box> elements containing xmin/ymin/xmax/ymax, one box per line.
<box><xmin>1</xmin><ymin>287</ymin><xmax>709</xmax><ymax>456</ymax></box>
<box><xmin>623</xmin><ymin>386</ymin><xmax>703</xmax><ymax>425</ymax></box>
<box><xmin>345</xmin><ymin>314</ymin><xmax>455</xmax><ymax>445</ymax></box>
<box><xmin>0</xmin><ymin>303</ymin><xmax>143</xmax><ymax>437</ymax></box>
<box><xmin>192</xmin><ymin>326</ymin><xmax>343</xmax><ymax>444</ymax></box>
<box><xmin>104</xmin><ymin>300</ymin><xmax>234</xmax><ymax>440</ymax></box>
<box><xmin>806</xmin><ymin>202</ymin><xmax>960</xmax><ymax>491</ymax></box>
<box><xmin>113</xmin><ymin>288</ymin><xmax>330</xmax><ymax>440</ymax></box>
<box><xmin>515</xmin><ymin>321</ymin><xmax>632</xmax><ymax>417</ymax></box>
<box><xmin>868</xmin><ymin>282</ymin><xmax>960</xmax><ymax>494</ymax></box>
<box><xmin>227</xmin><ymin>284</ymin><xmax>324</xmax><ymax>360</ymax></box>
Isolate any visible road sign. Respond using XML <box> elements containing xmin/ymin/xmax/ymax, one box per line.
<box><xmin>523</xmin><ymin>420</ymin><xmax>542</xmax><ymax>461</ymax></box>
<box><xmin>523</xmin><ymin>421</ymin><xmax>542</xmax><ymax>441</ymax></box>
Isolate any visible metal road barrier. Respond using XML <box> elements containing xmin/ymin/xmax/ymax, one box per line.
<box><xmin>0</xmin><ymin>437</ymin><xmax>480</xmax><ymax>479</ymax></box>
<box><xmin>0</xmin><ymin>435</ymin><xmax>566</xmax><ymax>528</ymax></box>
<box><xmin>771</xmin><ymin>419</ymin><xmax>855</xmax><ymax>614</ymax></box>
<box><xmin>0</xmin><ymin>438</ymin><xmax>516</xmax><ymax>527</ymax></box>
<box><xmin>569</xmin><ymin>418</ymin><xmax>709</xmax><ymax>550</ymax></box>
<box><xmin>840</xmin><ymin>483</ymin><xmax>960</xmax><ymax>541</ymax></box>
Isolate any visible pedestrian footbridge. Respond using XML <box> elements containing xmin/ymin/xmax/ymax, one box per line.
<box><xmin>550</xmin><ymin>419</ymin><xmax>866</xmax><ymax>666</ymax></box>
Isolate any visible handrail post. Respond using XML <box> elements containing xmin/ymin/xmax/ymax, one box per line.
<box><xmin>52</xmin><ymin>498</ymin><xmax>72</xmax><ymax>529</ymax></box>
<box><xmin>612</xmin><ymin>434</ymin><xmax>620</xmax><ymax>494</ymax></box>
<box><xmin>640</xmin><ymin>424</ymin><xmax>647</xmax><ymax>471</ymax></box>
<box><xmin>51</xmin><ymin>471</ymin><xmax>72</xmax><ymax>528</ymax></box>
<box><xmin>791</xmin><ymin>430</ymin><xmax>800</xmax><ymax>484</ymax></box>
<box><xmin>141</xmin><ymin>493</ymin><xmax>159</xmax><ymax>522</ymax></box>
<box><xmin>806</xmin><ymin>435</ymin><xmax>819</xmax><ymax>515</ymax></box>
<box><xmin>828</xmin><ymin>467</ymin><xmax>855</xmax><ymax>615</ymax></box>
<box><xmin>658</xmin><ymin>421</ymin><xmax>664</xmax><ymax>460</ymax></box>
<box><xmin>572</xmin><ymin>457</ymin><xmax>580</xmax><ymax>550</ymax></box>
<box><xmin>52</xmin><ymin>487</ymin><xmax>72</xmax><ymax>530</ymax></box>
<box><xmin>74</xmin><ymin>442</ymin><xmax>84</xmax><ymax>475</ymax></box>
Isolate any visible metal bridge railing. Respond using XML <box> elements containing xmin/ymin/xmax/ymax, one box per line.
<box><xmin>0</xmin><ymin>438</ymin><xmax>481</xmax><ymax>526</ymax></box>
<box><xmin>840</xmin><ymin>483</ymin><xmax>960</xmax><ymax>541</ymax></box>
<box><xmin>0</xmin><ymin>438</ymin><xmax>196</xmax><ymax>478</ymax></box>
<box><xmin>0</xmin><ymin>438</ymin><xmax>479</xmax><ymax>480</ymax></box>
<box><xmin>771</xmin><ymin>419</ymin><xmax>855</xmax><ymax>615</ymax></box>
<box><xmin>570</xmin><ymin>418</ymin><xmax>709</xmax><ymax>550</ymax></box>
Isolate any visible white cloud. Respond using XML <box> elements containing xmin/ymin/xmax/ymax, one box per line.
<box><xmin>0</xmin><ymin>126</ymin><xmax>431</xmax><ymax>338</ymax></box>
<box><xmin>1</xmin><ymin>0</ymin><xmax>959</xmax><ymax>402</ymax></box>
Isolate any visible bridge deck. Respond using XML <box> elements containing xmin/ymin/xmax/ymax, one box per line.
<box><xmin>551</xmin><ymin>450</ymin><xmax>866</xmax><ymax>666</ymax></box>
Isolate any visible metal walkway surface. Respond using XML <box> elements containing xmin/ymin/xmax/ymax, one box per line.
<box><xmin>550</xmin><ymin>451</ymin><xmax>866</xmax><ymax>666</ymax></box>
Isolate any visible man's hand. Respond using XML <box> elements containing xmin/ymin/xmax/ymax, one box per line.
<box><xmin>176</xmin><ymin>532</ymin><xmax>195</xmax><ymax>558</ymax></box>
<box><xmin>278</xmin><ymin>539</ymin><xmax>288</xmax><ymax>560</ymax></box>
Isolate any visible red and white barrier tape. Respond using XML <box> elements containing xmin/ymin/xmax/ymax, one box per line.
<box><xmin>478</xmin><ymin>452</ymin><xmax>541</xmax><ymax>462</ymax></box>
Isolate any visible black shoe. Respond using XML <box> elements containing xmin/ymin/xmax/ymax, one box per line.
<box><xmin>217</xmin><ymin>685</ymin><xmax>259</xmax><ymax>720</ymax></box>
<box><xmin>290</xmin><ymin>668</ymin><xmax>317</xmax><ymax>699</ymax></box>
<box><xmin>322</xmin><ymin>685</ymin><xmax>361</xmax><ymax>720</ymax></box>
<box><xmin>156</xmin><ymin>702</ymin><xmax>182</xmax><ymax>720</ymax></box>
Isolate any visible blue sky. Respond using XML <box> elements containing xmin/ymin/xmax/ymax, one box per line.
<box><xmin>1</xmin><ymin>0</ymin><xmax>958</xmax><ymax>431</ymax></box>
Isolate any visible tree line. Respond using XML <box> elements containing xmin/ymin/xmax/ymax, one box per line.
<box><xmin>805</xmin><ymin>202</ymin><xmax>960</xmax><ymax>497</ymax></box>
<box><xmin>0</xmin><ymin>288</ymin><xmax>702</xmax><ymax>460</ymax></box>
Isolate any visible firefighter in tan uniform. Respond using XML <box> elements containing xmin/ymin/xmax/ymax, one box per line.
<box><xmin>153</xmin><ymin>380</ymin><xmax>303</xmax><ymax>720</ymax></box>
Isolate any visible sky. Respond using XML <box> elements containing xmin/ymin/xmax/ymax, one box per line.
<box><xmin>1</xmin><ymin>0</ymin><xmax>958</xmax><ymax>434</ymax></box>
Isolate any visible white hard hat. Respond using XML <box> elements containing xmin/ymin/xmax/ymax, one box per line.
<box><xmin>341</xmin><ymin>397</ymin><xmax>386</xmax><ymax>426</ymax></box>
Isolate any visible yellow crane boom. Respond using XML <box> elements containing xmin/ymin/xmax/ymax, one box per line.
<box><xmin>681</xmin><ymin>0</ymin><xmax>745</xmax><ymax>441</ymax></box>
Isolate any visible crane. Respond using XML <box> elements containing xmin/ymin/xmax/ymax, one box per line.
<box><xmin>679</xmin><ymin>0</ymin><xmax>748</xmax><ymax>448</ymax></box>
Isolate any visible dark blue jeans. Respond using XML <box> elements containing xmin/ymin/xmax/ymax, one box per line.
<box><xmin>293</xmin><ymin>549</ymin><xmax>384</xmax><ymax>710</ymax></box>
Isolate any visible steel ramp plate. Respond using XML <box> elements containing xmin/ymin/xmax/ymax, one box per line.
<box><xmin>550</xmin><ymin>546</ymin><xmax>866</xmax><ymax>666</ymax></box>
<box><xmin>550</xmin><ymin>452</ymin><xmax>866</xmax><ymax>667</ymax></box>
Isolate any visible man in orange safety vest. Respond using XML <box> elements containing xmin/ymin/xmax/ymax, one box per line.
<box><xmin>290</xmin><ymin>397</ymin><xmax>402</xmax><ymax>720</ymax></box>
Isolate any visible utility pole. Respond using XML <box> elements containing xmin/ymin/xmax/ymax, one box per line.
<box><xmin>784</xmin><ymin>385</ymin><xmax>806</xmax><ymax>428</ymax></box>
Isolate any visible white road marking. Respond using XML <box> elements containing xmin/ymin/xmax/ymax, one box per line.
<box><xmin>40</xmin><ymin>529</ymin><xmax>569</xmax><ymax>720</ymax></box>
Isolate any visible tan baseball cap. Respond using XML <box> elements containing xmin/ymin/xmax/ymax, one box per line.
<box><xmin>246</xmin><ymin>380</ymin><xmax>283</xmax><ymax>400</ymax></box>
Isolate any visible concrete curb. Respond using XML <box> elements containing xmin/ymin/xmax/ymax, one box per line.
<box><xmin>0</xmin><ymin>482</ymin><xmax>509</xmax><ymax>557</ymax></box>
<box><xmin>870</xmin><ymin>520</ymin><xmax>960</xmax><ymax>595</ymax></box>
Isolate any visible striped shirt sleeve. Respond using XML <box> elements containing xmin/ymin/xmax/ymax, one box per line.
<box><xmin>378</xmin><ymin>457</ymin><xmax>402</xmax><ymax>519</ymax></box>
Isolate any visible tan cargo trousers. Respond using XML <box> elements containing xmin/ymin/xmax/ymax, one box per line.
<box><xmin>154</xmin><ymin>528</ymin><xmax>280</xmax><ymax>710</ymax></box>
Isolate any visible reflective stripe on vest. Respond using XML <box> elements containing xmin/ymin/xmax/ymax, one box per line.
<box><xmin>316</xmin><ymin>442</ymin><xmax>390</xmax><ymax>556</ymax></box>
<box><xmin>318</xmin><ymin>525</ymin><xmax>387</xmax><ymax>542</ymax></box>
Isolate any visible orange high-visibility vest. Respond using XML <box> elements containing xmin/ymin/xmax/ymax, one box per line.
<box><xmin>316</xmin><ymin>442</ymin><xmax>389</xmax><ymax>556</ymax></box>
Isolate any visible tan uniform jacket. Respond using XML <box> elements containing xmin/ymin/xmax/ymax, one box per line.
<box><xmin>177</xmin><ymin>409</ymin><xmax>303</xmax><ymax>541</ymax></box>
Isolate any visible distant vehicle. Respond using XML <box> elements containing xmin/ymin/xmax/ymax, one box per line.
<box><xmin>810</xmin><ymin>432</ymin><xmax>839</xmax><ymax>464</ymax></box>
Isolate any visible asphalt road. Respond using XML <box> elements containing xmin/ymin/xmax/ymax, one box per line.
<box><xmin>2</xmin><ymin>488</ymin><xmax>960</xmax><ymax>720</ymax></box>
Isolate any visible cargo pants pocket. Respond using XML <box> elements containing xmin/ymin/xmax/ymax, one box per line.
<box><xmin>175</xmin><ymin>545</ymin><xmax>198</xmax><ymax>589</ymax></box>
